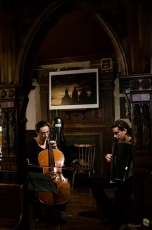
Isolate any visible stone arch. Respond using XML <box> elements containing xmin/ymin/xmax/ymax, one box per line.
<box><xmin>15</xmin><ymin>0</ymin><xmax>128</xmax><ymax>87</ymax></box>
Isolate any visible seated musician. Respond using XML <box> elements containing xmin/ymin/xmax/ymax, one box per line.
<box><xmin>87</xmin><ymin>120</ymin><xmax>133</xmax><ymax>230</ymax></box>
<box><xmin>26</xmin><ymin>120</ymin><xmax>67</xmax><ymax>224</ymax></box>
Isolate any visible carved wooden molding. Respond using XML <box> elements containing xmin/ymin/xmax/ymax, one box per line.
<box><xmin>1</xmin><ymin>108</ymin><xmax>15</xmax><ymax>154</ymax></box>
<box><xmin>0</xmin><ymin>88</ymin><xmax>15</xmax><ymax>99</ymax></box>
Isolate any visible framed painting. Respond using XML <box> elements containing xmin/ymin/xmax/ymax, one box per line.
<box><xmin>49</xmin><ymin>68</ymin><xmax>99</xmax><ymax>110</ymax></box>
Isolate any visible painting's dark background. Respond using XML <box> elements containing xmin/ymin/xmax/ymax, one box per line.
<box><xmin>50</xmin><ymin>71</ymin><xmax>98</xmax><ymax>107</ymax></box>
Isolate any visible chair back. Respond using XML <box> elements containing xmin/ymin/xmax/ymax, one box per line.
<box><xmin>0</xmin><ymin>183</ymin><xmax>28</xmax><ymax>230</ymax></box>
<box><xmin>74</xmin><ymin>144</ymin><xmax>96</xmax><ymax>170</ymax></box>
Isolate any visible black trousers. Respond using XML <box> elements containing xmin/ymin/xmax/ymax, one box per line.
<box><xmin>87</xmin><ymin>172</ymin><xmax>133</xmax><ymax>223</ymax></box>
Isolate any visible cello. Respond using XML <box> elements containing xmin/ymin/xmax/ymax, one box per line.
<box><xmin>37</xmin><ymin>129</ymin><xmax>71</xmax><ymax>206</ymax></box>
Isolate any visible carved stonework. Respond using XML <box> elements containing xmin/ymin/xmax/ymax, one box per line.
<box><xmin>133</xmin><ymin>104</ymin><xmax>142</xmax><ymax>148</ymax></box>
<box><xmin>8</xmin><ymin>109</ymin><xmax>15</xmax><ymax>149</ymax></box>
<box><xmin>1</xmin><ymin>108</ymin><xmax>15</xmax><ymax>154</ymax></box>
<box><xmin>0</xmin><ymin>88</ymin><xmax>15</xmax><ymax>99</ymax></box>
<box><xmin>132</xmin><ymin>102</ymin><xmax>151</xmax><ymax>149</ymax></box>
<box><xmin>120</xmin><ymin>75</ymin><xmax>152</xmax><ymax>150</ymax></box>
<box><xmin>1</xmin><ymin>109</ymin><xmax>8</xmax><ymax>150</ymax></box>
<box><xmin>119</xmin><ymin>75</ymin><xmax>152</xmax><ymax>222</ymax></box>
<box><xmin>141</xmin><ymin>104</ymin><xmax>150</xmax><ymax>147</ymax></box>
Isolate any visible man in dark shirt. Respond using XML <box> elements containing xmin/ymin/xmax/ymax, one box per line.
<box><xmin>88</xmin><ymin>120</ymin><xmax>133</xmax><ymax>230</ymax></box>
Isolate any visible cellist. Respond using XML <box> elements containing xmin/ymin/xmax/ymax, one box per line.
<box><xmin>26</xmin><ymin>120</ymin><xmax>67</xmax><ymax>224</ymax></box>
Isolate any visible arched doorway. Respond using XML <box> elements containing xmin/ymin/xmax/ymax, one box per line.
<box><xmin>16</xmin><ymin>0</ymin><xmax>128</xmax><ymax>86</ymax></box>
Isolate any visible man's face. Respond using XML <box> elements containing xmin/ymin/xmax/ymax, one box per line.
<box><xmin>38</xmin><ymin>126</ymin><xmax>49</xmax><ymax>141</ymax></box>
<box><xmin>112</xmin><ymin>127</ymin><xmax>127</xmax><ymax>141</ymax></box>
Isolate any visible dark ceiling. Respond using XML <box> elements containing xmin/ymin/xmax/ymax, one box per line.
<box><xmin>35</xmin><ymin>7</ymin><xmax>115</xmax><ymax>65</ymax></box>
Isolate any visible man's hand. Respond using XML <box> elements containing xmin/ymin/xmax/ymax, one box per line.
<box><xmin>105</xmin><ymin>154</ymin><xmax>112</xmax><ymax>163</ymax></box>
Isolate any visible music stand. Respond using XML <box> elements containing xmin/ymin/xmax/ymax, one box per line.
<box><xmin>27</xmin><ymin>172</ymin><xmax>60</xmax><ymax>230</ymax></box>
<box><xmin>27</xmin><ymin>171</ymin><xmax>58</xmax><ymax>194</ymax></box>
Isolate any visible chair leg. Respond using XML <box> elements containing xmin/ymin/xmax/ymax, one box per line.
<box><xmin>54</xmin><ymin>208</ymin><xmax>61</xmax><ymax>230</ymax></box>
<box><xmin>56</xmin><ymin>225</ymin><xmax>61</xmax><ymax>230</ymax></box>
<box><xmin>71</xmin><ymin>170</ymin><xmax>76</xmax><ymax>190</ymax></box>
<box><xmin>35</xmin><ymin>220</ymin><xmax>42</xmax><ymax>230</ymax></box>
<box><xmin>33</xmin><ymin>196</ymin><xmax>42</xmax><ymax>230</ymax></box>
<box><xmin>88</xmin><ymin>171</ymin><xmax>92</xmax><ymax>194</ymax></box>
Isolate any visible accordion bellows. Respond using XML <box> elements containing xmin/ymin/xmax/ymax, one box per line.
<box><xmin>110</xmin><ymin>141</ymin><xmax>132</xmax><ymax>183</ymax></box>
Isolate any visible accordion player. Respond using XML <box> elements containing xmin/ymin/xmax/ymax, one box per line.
<box><xmin>110</xmin><ymin>141</ymin><xmax>132</xmax><ymax>183</ymax></box>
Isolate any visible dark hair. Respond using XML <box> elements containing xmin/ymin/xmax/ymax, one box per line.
<box><xmin>112</xmin><ymin>119</ymin><xmax>131</xmax><ymax>136</ymax></box>
<box><xmin>35</xmin><ymin>121</ymin><xmax>49</xmax><ymax>133</ymax></box>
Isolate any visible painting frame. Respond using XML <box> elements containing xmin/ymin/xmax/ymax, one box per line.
<box><xmin>101</xmin><ymin>58</ymin><xmax>113</xmax><ymax>71</ymax></box>
<box><xmin>49</xmin><ymin>68</ymin><xmax>99</xmax><ymax>110</ymax></box>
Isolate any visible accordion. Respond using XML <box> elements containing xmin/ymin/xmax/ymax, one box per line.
<box><xmin>110</xmin><ymin>141</ymin><xmax>132</xmax><ymax>183</ymax></box>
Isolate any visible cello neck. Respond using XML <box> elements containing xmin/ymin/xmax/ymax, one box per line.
<box><xmin>48</xmin><ymin>135</ymin><xmax>55</xmax><ymax>168</ymax></box>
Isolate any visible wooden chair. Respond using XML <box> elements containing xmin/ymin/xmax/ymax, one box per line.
<box><xmin>71</xmin><ymin>144</ymin><xmax>96</xmax><ymax>190</ymax></box>
<box><xmin>0</xmin><ymin>183</ymin><xmax>28</xmax><ymax>230</ymax></box>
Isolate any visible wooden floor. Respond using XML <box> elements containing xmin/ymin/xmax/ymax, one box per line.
<box><xmin>29</xmin><ymin>186</ymin><xmax>110</xmax><ymax>230</ymax></box>
<box><xmin>28</xmin><ymin>185</ymin><xmax>136</xmax><ymax>230</ymax></box>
